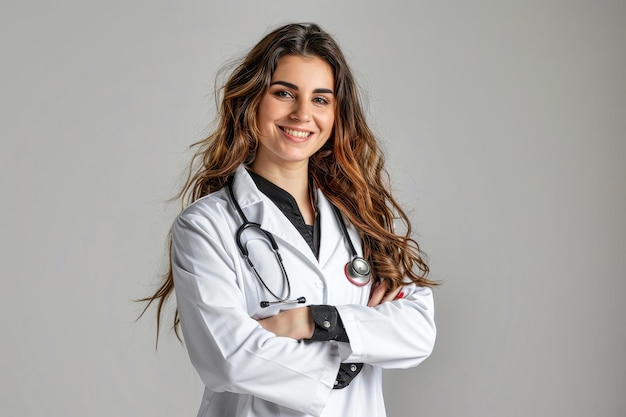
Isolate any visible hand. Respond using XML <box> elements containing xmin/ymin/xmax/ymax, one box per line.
<box><xmin>368</xmin><ymin>281</ymin><xmax>404</xmax><ymax>307</ymax></box>
<box><xmin>257</xmin><ymin>307</ymin><xmax>314</xmax><ymax>340</ymax></box>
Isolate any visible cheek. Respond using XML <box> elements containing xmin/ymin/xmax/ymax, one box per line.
<box><xmin>256</xmin><ymin>97</ymin><xmax>275</xmax><ymax>126</ymax></box>
<box><xmin>317</xmin><ymin>109</ymin><xmax>335</xmax><ymax>132</ymax></box>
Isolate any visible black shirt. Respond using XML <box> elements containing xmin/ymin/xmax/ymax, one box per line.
<box><xmin>247</xmin><ymin>169</ymin><xmax>320</xmax><ymax>258</ymax></box>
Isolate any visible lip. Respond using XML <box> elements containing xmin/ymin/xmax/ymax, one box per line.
<box><xmin>279</xmin><ymin>126</ymin><xmax>314</xmax><ymax>142</ymax></box>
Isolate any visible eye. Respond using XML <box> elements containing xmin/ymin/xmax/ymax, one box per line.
<box><xmin>313</xmin><ymin>96</ymin><xmax>330</xmax><ymax>105</ymax></box>
<box><xmin>273</xmin><ymin>90</ymin><xmax>294</xmax><ymax>99</ymax></box>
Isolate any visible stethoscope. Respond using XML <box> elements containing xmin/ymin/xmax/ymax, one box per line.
<box><xmin>227</xmin><ymin>175</ymin><xmax>371</xmax><ymax>308</ymax></box>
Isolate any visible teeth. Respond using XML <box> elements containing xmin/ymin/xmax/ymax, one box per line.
<box><xmin>283</xmin><ymin>127</ymin><xmax>310</xmax><ymax>138</ymax></box>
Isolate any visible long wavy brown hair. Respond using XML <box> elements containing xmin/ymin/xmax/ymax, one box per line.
<box><xmin>139</xmin><ymin>22</ymin><xmax>436</xmax><ymax>340</ymax></box>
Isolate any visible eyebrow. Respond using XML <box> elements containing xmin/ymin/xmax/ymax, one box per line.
<box><xmin>270</xmin><ymin>80</ymin><xmax>334</xmax><ymax>95</ymax></box>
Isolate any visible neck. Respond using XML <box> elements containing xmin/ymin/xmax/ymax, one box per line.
<box><xmin>249</xmin><ymin>161</ymin><xmax>310</xmax><ymax>201</ymax></box>
<box><xmin>249</xmin><ymin>161</ymin><xmax>315</xmax><ymax>225</ymax></box>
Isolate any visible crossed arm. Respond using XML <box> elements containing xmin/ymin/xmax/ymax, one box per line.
<box><xmin>257</xmin><ymin>281</ymin><xmax>403</xmax><ymax>340</ymax></box>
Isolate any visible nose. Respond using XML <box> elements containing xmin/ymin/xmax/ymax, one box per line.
<box><xmin>289</xmin><ymin>99</ymin><xmax>311</xmax><ymax>122</ymax></box>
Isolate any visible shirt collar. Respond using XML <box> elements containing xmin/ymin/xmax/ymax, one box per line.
<box><xmin>246</xmin><ymin>169</ymin><xmax>318</xmax><ymax>215</ymax></box>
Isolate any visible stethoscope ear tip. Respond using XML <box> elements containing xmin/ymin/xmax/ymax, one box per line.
<box><xmin>260</xmin><ymin>296</ymin><xmax>307</xmax><ymax>308</ymax></box>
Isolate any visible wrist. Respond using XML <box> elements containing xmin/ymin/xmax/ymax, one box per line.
<box><xmin>300</xmin><ymin>307</ymin><xmax>314</xmax><ymax>339</ymax></box>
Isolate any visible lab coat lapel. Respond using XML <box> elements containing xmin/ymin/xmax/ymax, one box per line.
<box><xmin>232</xmin><ymin>166</ymin><xmax>319</xmax><ymax>267</ymax></box>
<box><xmin>316</xmin><ymin>189</ymin><xmax>345</xmax><ymax>269</ymax></box>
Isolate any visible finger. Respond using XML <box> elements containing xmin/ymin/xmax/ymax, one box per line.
<box><xmin>381</xmin><ymin>286</ymin><xmax>403</xmax><ymax>304</ymax></box>
<box><xmin>368</xmin><ymin>282</ymin><xmax>388</xmax><ymax>307</ymax></box>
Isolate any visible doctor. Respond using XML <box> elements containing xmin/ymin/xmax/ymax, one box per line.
<box><xmin>142</xmin><ymin>23</ymin><xmax>436</xmax><ymax>417</ymax></box>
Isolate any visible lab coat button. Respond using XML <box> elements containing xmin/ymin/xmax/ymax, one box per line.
<box><xmin>350</xmin><ymin>364</ymin><xmax>357</xmax><ymax>372</ymax></box>
<box><xmin>322</xmin><ymin>320</ymin><xmax>331</xmax><ymax>328</ymax></box>
<box><xmin>334</xmin><ymin>380</ymin><xmax>339</xmax><ymax>386</ymax></box>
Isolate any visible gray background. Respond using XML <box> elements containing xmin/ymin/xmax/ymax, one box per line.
<box><xmin>1</xmin><ymin>1</ymin><xmax>624</xmax><ymax>416</ymax></box>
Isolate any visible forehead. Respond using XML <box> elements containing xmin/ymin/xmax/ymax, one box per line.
<box><xmin>271</xmin><ymin>55</ymin><xmax>334</xmax><ymax>86</ymax></box>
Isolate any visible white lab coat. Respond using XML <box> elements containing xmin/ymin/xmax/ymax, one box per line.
<box><xmin>172</xmin><ymin>165</ymin><xmax>436</xmax><ymax>417</ymax></box>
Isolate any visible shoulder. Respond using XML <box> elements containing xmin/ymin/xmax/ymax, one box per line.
<box><xmin>171</xmin><ymin>187</ymin><xmax>237</xmax><ymax>240</ymax></box>
<box><xmin>179</xmin><ymin>187</ymin><xmax>230</xmax><ymax>220</ymax></box>
<box><xmin>173</xmin><ymin>165</ymin><xmax>261</xmax><ymax>236</ymax></box>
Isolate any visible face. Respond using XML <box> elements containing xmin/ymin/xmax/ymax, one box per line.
<box><xmin>253</xmin><ymin>54</ymin><xmax>335</xmax><ymax>172</ymax></box>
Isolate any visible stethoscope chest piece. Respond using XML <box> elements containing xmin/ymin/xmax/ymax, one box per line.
<box><xmin>345</xmin><ymin>256</ymin><xmax>371</xmax><ymax>286</ymax></box>
<box><xmin>228</xmin><ymin>173</ymin><xmax>373</xmax><ymax>305</ymax></box>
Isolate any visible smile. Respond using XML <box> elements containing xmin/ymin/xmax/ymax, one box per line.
<box><xmin>280</xmin><ymin>127</ymin><xmax>312</xmax><ymax>139</ymax></box>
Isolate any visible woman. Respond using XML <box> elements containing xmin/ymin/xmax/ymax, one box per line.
<box><xmin>142</xmin><ymin>22</ymin><xmax>436</xmax><ymax>417</ymax></box>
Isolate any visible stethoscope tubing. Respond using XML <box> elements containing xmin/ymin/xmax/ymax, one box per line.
<box><xmin>226</xmin><ymin>173</ymin><xmax>371</xmax><ymax>307</ymax></box>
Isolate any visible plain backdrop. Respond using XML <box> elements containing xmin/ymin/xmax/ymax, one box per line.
<box><xmin>1</xmin><ymin>1</ymin><xmax>625</xmax><ymax>416</ymax></box>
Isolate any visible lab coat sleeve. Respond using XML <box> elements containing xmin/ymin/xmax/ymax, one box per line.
<box><xmin>171</xmin><ymin>211</ymin><xmax>340</xmax><ymax>416</ymax></box>
<box><xmin>334</xmin><ymin>284</ymin><xmax>436</xmax><ymax>368</ymax></box>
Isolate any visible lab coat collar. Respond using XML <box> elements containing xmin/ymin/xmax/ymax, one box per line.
<box><xmin>316</xmin><ymin>188</ymin><xmax>346</xmax><ymax>269</ymax></box>
<box><xmin>231</xmin><ymin>165</ymin><xmax>344</xmax><ymax>270</ymax></box>
<box><xmin>230</xmin><ymin>165</ymin><xmax>265</xmax><ymax>212</ymax></box>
